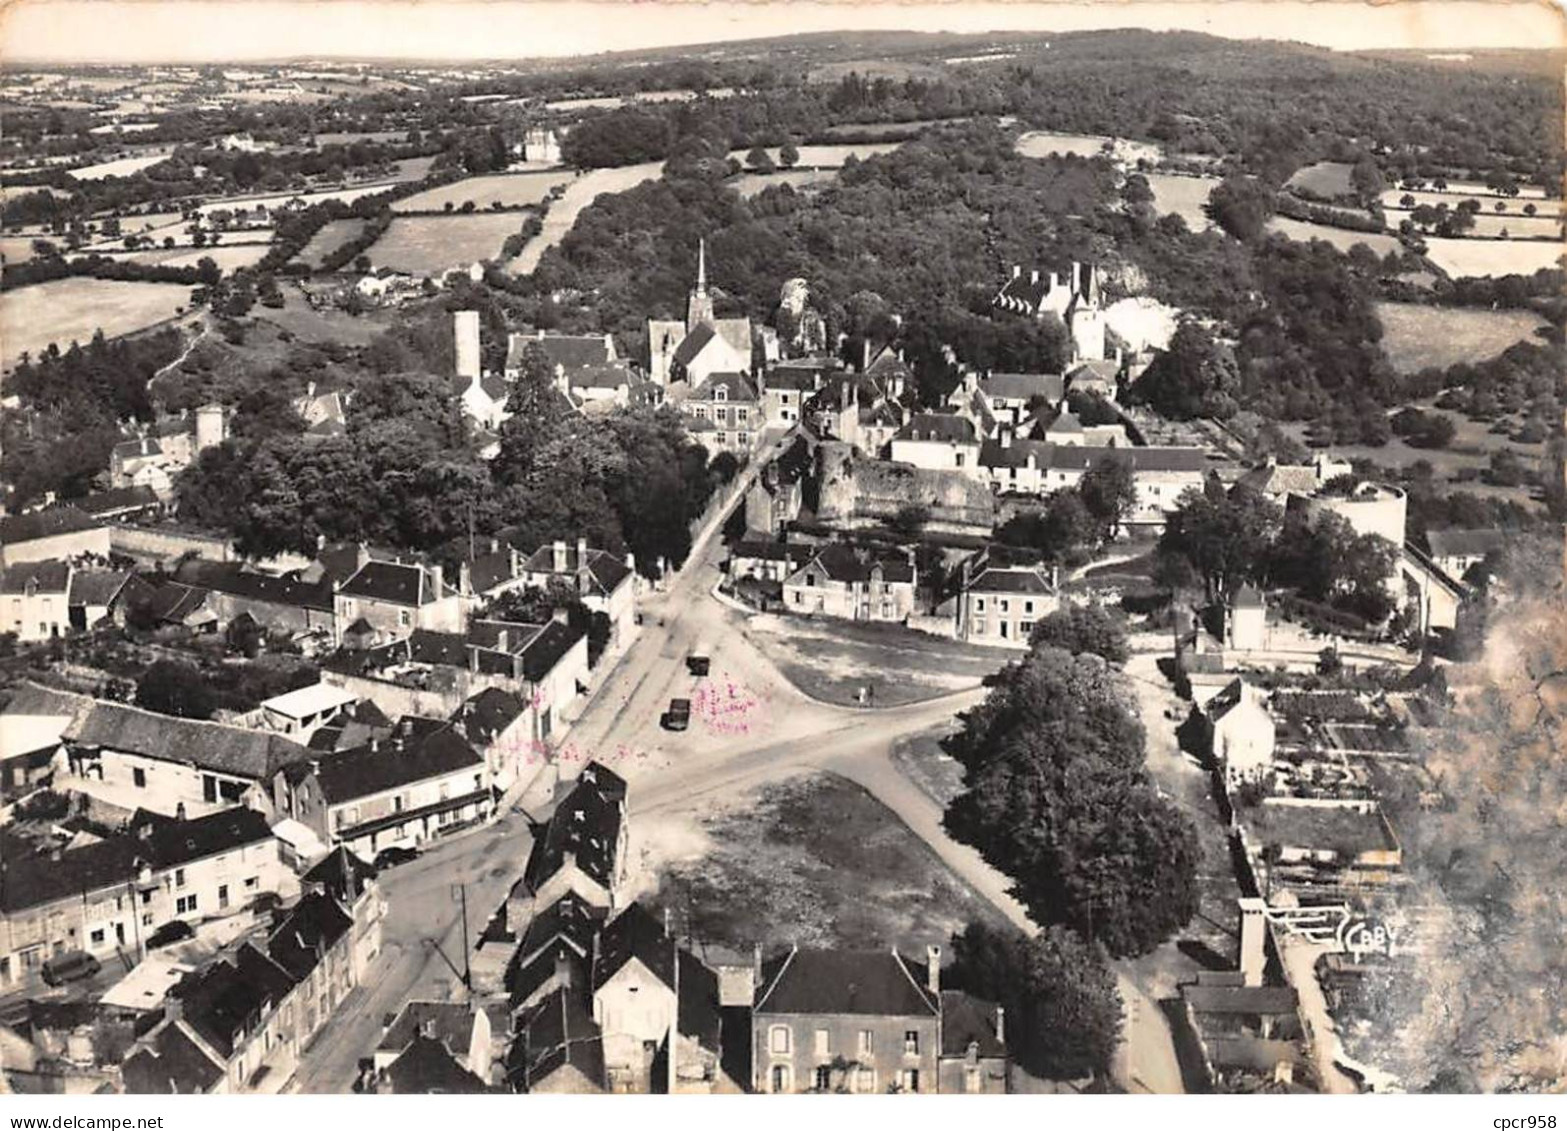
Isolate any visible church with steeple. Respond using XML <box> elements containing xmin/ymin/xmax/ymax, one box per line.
<box><xmin>647</xmin><ymin>239</ymin><xmax>753</xmax><ymax>386</ymax></box>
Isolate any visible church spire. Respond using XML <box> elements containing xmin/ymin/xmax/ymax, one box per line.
<box><xmin>686</xmin><ymin>237</ymin><xmax>715</xmax><ymax>332</ymax></box>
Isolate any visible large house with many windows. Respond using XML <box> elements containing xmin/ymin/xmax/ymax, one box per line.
<box><xmin>676</xmin><ymin>372</ymin><xmax>761</xmax><ymax>455</ymax></box>
<box><xmin>752</xmin><ymin>946</ymin><xmax>1006</xmax><ymax>1093</ymax></box>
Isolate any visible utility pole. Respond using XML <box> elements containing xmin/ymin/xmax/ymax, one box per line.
<box><xmin>452</xmin><ymin>881</ymin><xmax>472</xmax><ymax>992</ymax></box>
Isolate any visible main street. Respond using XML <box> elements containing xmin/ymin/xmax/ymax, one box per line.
<box><xmin>291</xmin><ymin>435</ymin><xmax>1185</xmax><ymax>1094</ymax></box>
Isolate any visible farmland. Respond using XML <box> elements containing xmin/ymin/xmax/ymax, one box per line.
<box><xmin>67</xmin><ymin>153</ymin><xmax>170</xmax><ymax>180</ymax></box>
<box><xmin>1</xmin><ymin>278</ymin><xmax>190</xmax><ymax>368</ymax></box>
<box><xmin>1016</xmin><ymin>131</ymin><xmax>1161</xmax><ymax>165</ymax></box>
<box><xmin>291</xmin><ymin>218</ymin><xmax>368</xmax><ymax>268</ymax></box>
<box><xmin>132</xmin><ymin>244</ymin><xmax>273</xmax><ymax>272</ymax></box>
<box><xmin>392</xmin><ymin>171</ymin><xmax>572</xmax><ymax>213</ymax></box>
<box><xmin>1376</xmin><ymin>302</ymin><xmax>1548</xmax><ymax>373</ymax></box>
<box><xmin>1421</xmin><ymin>236</ymin><xmax>1565</xmax><ymax>278</ymax></box>
<box><xmin>1266</xmin><ymin>215</ymin><xmax>1402</xmax><ymax>256</ymax></box>
<box><xmin>364</xmin><ymin>213</ymin><xmax>524</xmax><ymax>275</ymax></box>
<box><xmin>1143</xmin><ymin>172</ymin><xmax>1218</xmax><ymax>229</ymax></box>
<box><xmin>730</xmin><ymin>169</ymin><xmax>836</xmax><ymax>198</ymax></box>
<box><xmin>1285</xmin><ymin>160</ymin><xmax>1354</xmax><ymax>198</ymax></box>
<box><xmin>1385</xmin><ymin>210</ymin><xmax>1563</xmax><ymax>240</ymax></box>
<box><xmin>729</xmin><ymin>143</ymin><xmax>904</xmax><ymax>168</ymax></box>
<box><xmin>507</xmin><ymin>160</ymin><xmax>666</xmax><ymax>276</ymax></box>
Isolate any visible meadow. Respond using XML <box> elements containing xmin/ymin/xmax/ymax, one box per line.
<box><xmin>1143</xmin><ymin>172</ymin><xmax>1218</xmax><ymax>229</ymax></box>
<box><xmin>1016</xmin><ymin>131</ymin><xmax>1161</xmax><ymax>165</ymax></box>
<box><xmin>1376</xmin><ymin>301</ymin><xmax>1547</xmax><ymax>373</ymax></box>
<box><xmin>365</xmin><ymin>213</ymin><xmax>524</xmax><ymax>275</ymax></box>
<box><xmin>1</xmin><ymin>278</ymin><xmax>190</xmax><ymax>368</ymax></box>
<box><xmin>1285</xmin><ymin>161</ymin><xmax>1355</xmax><ymax>197</ymax></box>
<box><xmin>1266</xmin><ymin>215</ymin><xmax>1402</xmax><ymax>256</ymax></box>
<box><xmin>68</xmin><ymin>153</ymin><xmax>170</xmax><ymax>180</ymax></box>
<box><xmin>1421</xmin><ymin>236</ymin><xmax>1565</xmax><ymax>278</ymax></box>
<box><xmin>731</xmin><ymin>169</ymin><xmax>836</xmax><ymax>198</ymax></box>
<box><xmin>290</xmin><ymin>218</ymin><xmax>368</xmax><ymax>268</ymax></box>
<box><xmin>130</xmin><ymin>244</ymin><xmax>273</xmax><ymax>272</ymax></box>
<box><xmin>392</xmin><ymin>171</ymin><xmax>572</xmax><ymax>213</ymax></box>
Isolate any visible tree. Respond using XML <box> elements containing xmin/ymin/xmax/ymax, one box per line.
<box><xmin>135</xmin><ymin>660</ymin><xmax>217</xmax><ymax>720</ymax></box>
<box><xmin>779</xmin><ymin>142</ymin><xmax>800</xmax><ymax>169</ymax></box>
<box><xmin>1125</xmin><ymin>320</ymin><xmax>1240</xmax><ymax>421</ymax></box>
<box><xmin>944</xmin><ymin>644</ymin><xmax>1199</xmax><ymax>957</ymax></box>
<box><xmin>947</xmin><ymin>921</ymin><xmax>1122</xmax><ymax>1081</ymax></box>
<box><xmin>1077</xmin><ymin>455</ymin><xmax>1137</xmax><ymax>542</ymax></box>
<box><xmin>1206</xmin><ymin>175</ymin><xmax>1275</xmax><ymax>241</ymax></box>
<box><xmin>1158</xmin><ymin>483</ymin><xmax>1282</xmax><ymax>600</ymax></box>
<box><xmin>1029</xmin><ymin>603</ymin><xmax>1129</xmax><ymax>665</ymax></box>
<box><xmin>745</xmin><ymin>145</ymin><xmax>776</xmax><ymax>174</ymax></box>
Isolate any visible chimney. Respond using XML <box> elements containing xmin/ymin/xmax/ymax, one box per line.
<box><xmin>624</xmin><ymin>551</ymin><xmax>636</xmax><ymax>572</ymax></box>
<box><xmin>1010</xmin><ymin>265</ymin><xmax>1020</xmax><ymax>279</ymax></box>
<box><xmin>575</xmin><ymin>537</ymin><xmax>588</xmax><ymax>568</ymax></box>
<box><xmin>861</xmin><ymin>337</ymin><xmax>871</xmax><ymax>374</ymax></box>
<box><xmin>428</xmin><ymin>563</ymin><xmax>444</xmax><ymax>600</ymax></box>
<box><xmin>1029</xmin><ymin>269</ymin><xmax>1039</xmax><ymax>285</ymax></box>
<box><xmin>458</xmin><ymin>561</ymin><xmax>471</xmax><ymax>596</ymax></box>
<box><xmin>925</xmin><ymin>945</ymin><xmax>941</xmax><ymax>995</ymax></box>
<box><xmin>551</xmin><ymin>606</ymin><xmax>570</xmax><ymax>625</ymax></box>
<box><xmin>993</xmin><ymin>1004</ymin><xmax>1005</xmax><ymax>1044</ymax></box>
<box><xmin>752</xmin><ymin>942</ymin><xmax>763</xmax><ymax>980</ymax></box>
<box><xmin>999</xmin><ymin>431</ymin><xmax>1012</xmax><ymax>449</ymax></box>
<box><xmin>306</xmin><ymin>380</ymin><xmax>316</xmax><ymax>399</ymax></box>
<box><xmin>551</xmin><ymin>540</ymin><xmax>567</xmax><ymax>573</ymax></box>
<box><xmin>1239</xmin><ymin>897</ymin><xmax>1268</xmax><ymax>987</ymax></box>
<box><xmin>175</xmin><ymin>802</ymin><xmax>186</xmax><ymax>822</ymax></box>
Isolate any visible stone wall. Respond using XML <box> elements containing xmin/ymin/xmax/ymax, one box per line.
<box><xmin>814</xmin><ymin>442</ymin><xmax>994</xmax><ymax>533</ymax></box>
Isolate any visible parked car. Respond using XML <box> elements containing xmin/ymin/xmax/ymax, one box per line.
<box><xmin>145</xmin><ymin>920</ymin><xmax>195</xmax><ymax>950</ymax></box>
<box><xmin>686</xmin><ymin>653</ymin><xmax>710</xmax><ymax>677</ymax></box>
<box><xmin>42</xmin><ymin>950</ymin><xmax>100</xmax><ymax>987</ymax></box>
<box><xmin>662</xmin><ymin>697</ymin><xmax>691</xmax><ymax>731</ymax></box>
<box><xmin>374</xmin><ymin>845</ymin><xmax>421</xmax><ymax>870</ymax></box>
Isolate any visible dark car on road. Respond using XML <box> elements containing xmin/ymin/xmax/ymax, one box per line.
<box><xmin>686</xmin><ymin>653</ymin><xmax>710</xmax><ymax>677</ymax></box>
<box><xmin>42</xmin><ymin>950</ymin><xmax>100</xmax><ymax>987</ymax></box>
<box><xmin>145</xmin><ymin>920</ymin><xmax>195</xmax><ymax>950</ymax></box>
<box><xmin>662</xmin><ymin>697</ymin><xmax>691</xmax><ymax>731</ymax></box>
<box><xmin>373</xmin><ymin>845</ymin><xmax>421</xmax><ymax>870</ymax></box>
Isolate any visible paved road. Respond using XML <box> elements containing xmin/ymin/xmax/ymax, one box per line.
<box><xmin>292</xmin><ymin>435</ymin><xmax>1187</xmax><ymax>1093</ymax></box>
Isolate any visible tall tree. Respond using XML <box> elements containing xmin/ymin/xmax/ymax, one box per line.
<box><xmin>947</xmin><ymin>921</ymin><xmax>1123</xmax><ymax>1081</ymax></box>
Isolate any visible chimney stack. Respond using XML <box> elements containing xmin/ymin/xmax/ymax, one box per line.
<box><xmin>1030</xmin><ymin>269</ymin><xmax>1039</xmax><ymax>285</ymax></box>
<box><xmin>925</xmin><ymin>945</ymin><xmax>941</xmax><ymax>995</ymax></box>
<box><xmin>1239</xmin><ymin>897</ymin><xmax>1268</xmax><ymax>987</ymax></box>
<box><xmin>1011</xmin><ymin>265</ymin><xmax>1020</xmax><ymax>279</ymax></box>
<box><xmin>428</xmin><ymin>563</ymin><xmax>444</xmax><ymax>601</ymax></box>
<box><xmin>994</xmin><ymin>1004</ymin><xmax>1005</xmax><ymax>1044</ymax></box>
<box><xmin>551</xmin><ymin>540</ymin><xmax>567</xmax><ymax>573</ymax></box>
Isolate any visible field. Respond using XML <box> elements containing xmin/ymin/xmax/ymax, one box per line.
<box><xmin>291</xmin><ymin>218</ymin><xmax>368</xmax><ymax>268</ymax></box>
<box><xmin>132</xmin><ymin>244</ymin><xmax>272</xmax><ymax>272</ymax></box>
<box><xmin>1385</xmin><ymin>210</ymin><xmax>1563</xmax><ymax>240</ymax></box>
<box><xmin>818</xmin><ymin>118</ymin><xmax>967</xmax><ymax>139</ymax></box>
<box><xmin>68</xmin><ymin>153</ymin><xmax>170</xmax><ymax>180</ymax></box>
<box><xmin>0</xmin><ymin>236</ymin><xmax>39</xmax><ymax>265</ymax></box>
<box><xmin>364</xmin><ymin>213</ymin><xmax>523</xmax><ymax>275</ymax></box>
<box><xmin>316</xmin><ymin>130</ymin><xmax>408</xmax><ymax>145</ymax></box>
<box><xmin>640</xmin><ymin>772</ymin><xmax>1006</xmax><ymax>953</ymax></box>
<box><xmin>1285</xmin><ymin>161</ymin><xmax>1355</xmax><ymax>197</ymax></box>
<box><xmin>1</xmin><ymin>278</ymin><xmax>190</xmax><ymax>368</ymax></box>
<box><xmin>1266</xmin><ymin>215</ymin><xmax>1402</xmax><ymax>256</ymax></box>
<box><xmin>730</xmin><ymin>143</ymin><xmax>903</xmax><ymax>168</ymax></box>
<box><xmin>1376</xmin><ymin>301</ymin><xmax>1547</xmax><ymax>373</ymax></box>
<box><xmin>387</xmin><ymin>155</ymin><xmax>440</xmax><ymax>184</ymax></box>
<box><xmin>392</xmin><ymin>171</ymin><xmax>572</xmax><ymax>213</ymax></box>
<box><xmin>255</xmin><ymin>290</ymin><xmax>392</xmax><ymax>346</ymax></box>
<box><xmin>744</xmin><ymin>614</ymin><xmax>1005</xmax><ymax>707</ymax></box>
<box><xmin>193</xmin><ymin>183</ymin><xmax>398</xmax><ymax>217</ymax></box>
<box><xmin>1421</xmin><ymin>236</ymin><xmax>1565</xmax><ymax>278</ymax></box>
<box><xmin>507</xmin><ymin>160</ymin><xmax>666</xmax><ymax>275</ymax></box>
<box><xmin>1016</xmin><ymin>131</ymin><xmax>1163</xmax><ymax>166</ymax></box>
<box><xmin>1381</xmin><ymin>187</ymin><xmax>1555</xmax><ymax>210</ymax></box>
<box><xmin>808</xmin><ymin>58</ymin><xmax>946</xmax><ymax>84</ymax></box>
<box><xmin>730</xmin><ymin>169</ymin><xmax>836</xmax><ymax>198</ymax></box>
<box><xmin>1143</xmin><ymin>173</ymin><xmax>1218</xmax><ymax>229</ymax></box>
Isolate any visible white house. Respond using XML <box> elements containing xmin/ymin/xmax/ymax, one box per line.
<box><xmin>1208</xmin><ymin>679</ymin><xmax>1275</xmax><ymax>790</ymax></box>
<box><xmin>889</xmin><ymin>414</ymin><xmax>982</xmax><ymax>472</ymax></box>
